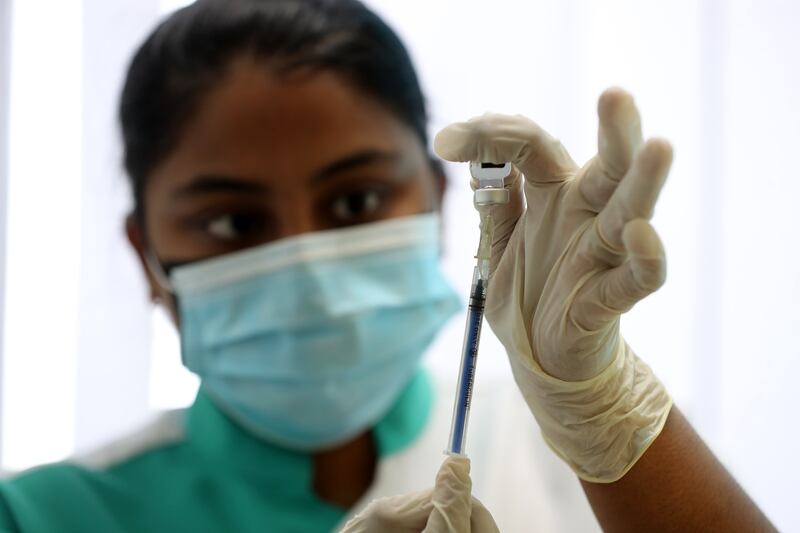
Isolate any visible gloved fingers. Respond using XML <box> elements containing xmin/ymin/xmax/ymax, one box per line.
<box><xmin>578</xmin><ymin>88</ymin><xmax>643</xmax><ymax>212</ymax></box>
<box><xmin>422</xmin><ymin>456</ymin><xmax>473</xmax><ymax>533</ymax></box>
<box><xmin>580</xmin><ymin>218</ymin><xmax>628</xmax><ymax>269</ymax></box>
<box><xmin>434</xmin><ymin>114</ymin><xmax>573</xmax><ymax>273</ymax></box>
<box><xmin>573</xmin><ymin>219</ymin><xmax>666</xmax><ymax>330</ymax></box>
<box><xmin>433</xmin><ymin>113</ymin><xmax>577</xmax><ymax>184</ymax></box>
<box><xmin>471</xmin><ymin>497</ymin><xmax>501</xmax><ymax>532</ymax></box>
<box><xmin>595</xmin><ymin>137</ymin><xmax>672</xmax><ymax>250</ymax></box>
<box><xmin>339</xmin><ymin>490</ymin><xmax>434</xmax><ymax>533</ymax></box>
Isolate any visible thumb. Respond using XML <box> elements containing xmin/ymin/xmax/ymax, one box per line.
<box><xmin>423</xmin><ymin>456</ymin><xmax>473</xmax><ymax>533</ymax></box>
<box><xmin>471</xmin><ymin>497</ymin><xmax>500</xmax><ymax>533</ymax></box>
<box><xmin>434</xmin><ymin>124</ymin><xmax>524</xmax><ymax>275</ymax></box>
<box><xmin>339</xmin><ymin>490</ymin><xmax>433</xmax><ymax>533</ymax></box>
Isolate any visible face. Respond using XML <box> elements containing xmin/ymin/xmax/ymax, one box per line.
<box><xmin>127</xmin><ymin>56</ymin><xmax>443</xmax><ymax>319</ymax></box>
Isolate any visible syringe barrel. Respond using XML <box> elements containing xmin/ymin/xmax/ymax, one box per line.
<box><xmin>446</xmin><ymin>265</ymin><xmax>488</xmax><ymax>455</ymax></box>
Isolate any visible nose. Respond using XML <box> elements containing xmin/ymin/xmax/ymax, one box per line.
<box><xmin>274</xmin><ymin>198</ymin><xmax>318</xmax><ymax>240</ymax></box>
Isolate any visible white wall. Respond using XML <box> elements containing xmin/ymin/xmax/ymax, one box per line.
<box><xmin>74</xmin><ymin>0</ymin><xmax>161</xmax><ymax>454</ymax></box>
<box><xmin>1</xmin><ymin>0</ymin><xmax>798</xmax><ymax>530</ymax></box>
<box><xmin>3</xmin><ymin>0</ymin><xmax>84</xmax><ymax>469</ymax></box>
<box><xmin>718</xmin><ymin>1</ymin><xmax>800</xmax><ymax>523</ymax></box>
<box><xmin>0</xmin><ymin>0</ymin><xmax>12</xmax><ymax>464</ymax></box>
<box><xmin>2</xmin><ymin>0</ymin><xmax>162</xmax><ymax>467</ymax></box>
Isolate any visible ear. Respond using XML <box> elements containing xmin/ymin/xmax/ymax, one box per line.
<box><xmin>125</xmin><ymin>213</ymin><xmax>160</xmax><ymax>303</ymax></box>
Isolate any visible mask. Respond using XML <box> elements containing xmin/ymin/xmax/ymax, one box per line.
<box><xmin>168</xmin><ymin>214</ymin><xmax>460</xmax><ymax>451</ymax></box>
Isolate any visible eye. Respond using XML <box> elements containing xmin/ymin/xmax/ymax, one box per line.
<box><xmin>205</xmin><ymin>213</ymin><xmax>263</xmax><ymax>241</ymax></box>
<box><xmin>331</xmin><ymin>188</ymin><xmax>387</xmax><ymax>222</ymax></box>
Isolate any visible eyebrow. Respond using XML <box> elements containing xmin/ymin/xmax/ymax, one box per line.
<box><xmin>172</xmin><ymin>176</ymin><xmax>269</xmax><ymax>199</ymax></box>
<box><xmin>173</xmin><ymin>149</ymin><xmax>402</xmax><ymax>199</ymax></box>
<box><xmin>311</xmin><ymin>149</ymin><xmax>401</xmax><ymax>183</ymax></box>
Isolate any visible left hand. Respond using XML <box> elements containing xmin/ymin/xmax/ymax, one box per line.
<box><xmin>433</xmin><ymin>88</ymin><xmax>673</xmax><ymax>482</ymax></box>
<box><xmin>434</xmin><ymin>87</ymin><xmax>670</xmax><ymax>381</ymax></box>
<box><xmin>339</xmin><ymin>456</ymin><xmax>499</xmax><ymax>533</ymax></box>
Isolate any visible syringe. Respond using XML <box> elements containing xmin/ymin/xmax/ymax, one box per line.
<box><xmin>446</xmin><ymin>162</ymin><xmax>512</xmax><ymax>456</ymax></box>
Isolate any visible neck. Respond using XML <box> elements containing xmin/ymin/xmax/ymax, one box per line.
<box><xmin>312</xmin><ymin>431</ymin><xmax>377</xmax><ymax>508</ymax></box>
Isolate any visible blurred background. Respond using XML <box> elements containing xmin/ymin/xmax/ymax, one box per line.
<box><xmin>0</xmin><ymin>0</ymin><xmax>798</xmax><ymax>529</ymax></box>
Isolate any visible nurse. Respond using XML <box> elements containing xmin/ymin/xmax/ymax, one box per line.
<box><xmin>0</xmin><ymin>0</ymin><xmax>774</xmax><ymax>531</ymax></box>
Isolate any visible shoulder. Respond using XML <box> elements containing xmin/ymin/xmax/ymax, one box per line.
<box><xmin>0</xmin><ymin>408</ymin><xmax>187</xmax><ymax>482</ymax></box>
<box><xmin>0</xmin><ymin>410</ymin><xmax>187</xmax><ymax>531</ymax></box>
<box><xmin>2</xmin><ymin>408</ymin><xmax>187</xmax><ymax>484</ymax></box>
<box><xmin>71</xmin><ymin>409</ymin><xmax>186</xmax><ymax>471</ymax></box>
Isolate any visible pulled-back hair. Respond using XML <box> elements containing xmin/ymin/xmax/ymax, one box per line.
<box><xmin>119</xmin><ymin>0</ymin><xmax>429</xmax><ymax>219</ymax></box>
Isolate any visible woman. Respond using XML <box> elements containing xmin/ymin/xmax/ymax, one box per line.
<box><xmin>0</xmin><ymin>0</ymin><xmax>775</xmax><ymax>531</ymax></box>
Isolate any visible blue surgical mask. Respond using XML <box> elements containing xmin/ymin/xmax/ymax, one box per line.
<box><xmin>167</xmin><ymin>214</ymin><xmax>460</xmax><ymax>451</ymax></box>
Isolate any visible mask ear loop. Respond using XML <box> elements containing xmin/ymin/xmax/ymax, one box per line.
<box><xmin>144</xmin><ymin>251</ymin><xmax>175</xmax><ymax>294</ymax></box>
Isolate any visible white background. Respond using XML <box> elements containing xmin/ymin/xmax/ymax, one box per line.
<box><xmin>1</xmin><ymin>0</ymin><xmax>799</xmax><ymax>530</ymax></box>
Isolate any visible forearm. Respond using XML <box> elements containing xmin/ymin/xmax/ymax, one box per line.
<box><xmin>580</xmin><ymin>407</ymin><xmax>776</xmax><ymax>533</ymax></box>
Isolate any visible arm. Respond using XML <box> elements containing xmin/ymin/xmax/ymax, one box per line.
<box><xmin>582</xmin><ymin>407</ymin><xmax>775</xmax><ymax>532</ymax></box>
<box><xmin>434</xmin><ymin>88</ymin><xmax>775</xmax><ymax>530</ymax></box>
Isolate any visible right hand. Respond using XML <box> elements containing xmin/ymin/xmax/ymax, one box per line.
<box><xmin>340</xmin><ymin>456</ymin><xmax>499</xmax><ymax>533</ymax></box>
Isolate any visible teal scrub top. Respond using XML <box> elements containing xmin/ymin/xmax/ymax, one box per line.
<box><xmin>0</xmin><ymin>371</ymin><xmax>433</xmax><ymax>533</ymax></box>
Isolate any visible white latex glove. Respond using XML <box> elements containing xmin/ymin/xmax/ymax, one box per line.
<box><xmin>340</xmin><ymin>456</ymin><xmax>499</xmax><ymax>533</ymax></box>
<box><xmin>433</xmin><ymin>88</ymin><xmax>673</xmax><ymax>483</ymax></box>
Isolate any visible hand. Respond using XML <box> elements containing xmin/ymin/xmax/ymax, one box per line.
<box><xmin>340</xmin><ymin>456</ymin><xmax>499</xmax><ymax>533</ymax></box>
<box><xmin>433</xmin><ymin>88</ymin><xmax>673</xmax><ymax>482</ymax></box>
<box><xmin>435</xmin><ymin>87</ymin><xmax>669</xmax><ymax>381</ymax></box>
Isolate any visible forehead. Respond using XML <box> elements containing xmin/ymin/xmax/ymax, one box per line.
<box><xmin>150</xmin><ymin>56</ymin><xmax>420</xmax><ymax>187</ymax></box>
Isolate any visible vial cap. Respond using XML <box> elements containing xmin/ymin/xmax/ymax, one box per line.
<box><xmin>474</xmin><ymin>188</ymin><xmax>510</xmax><ymax>206</ymax></box>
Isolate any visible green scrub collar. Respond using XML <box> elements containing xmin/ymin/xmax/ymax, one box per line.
<box><xmin>185</xmin><ymin>369</ymin><xmax>434</xmax><ymax>492</ymax></box>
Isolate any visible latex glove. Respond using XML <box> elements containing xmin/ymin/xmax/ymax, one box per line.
<box><xmin>434</xmin><ymin>88</ymin><xmax>673</xmax><ymax>483</ymax></box>
<box><xmin>340</xmin><ymin>456</ymin><xmax>499</xmax><ymax>533</ymax></box>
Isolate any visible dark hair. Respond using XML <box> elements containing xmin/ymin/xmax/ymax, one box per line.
<box><xmin>119</xmin><ymin>0</ymin><xmax>430</xmax><ymax>221</ymax></box>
